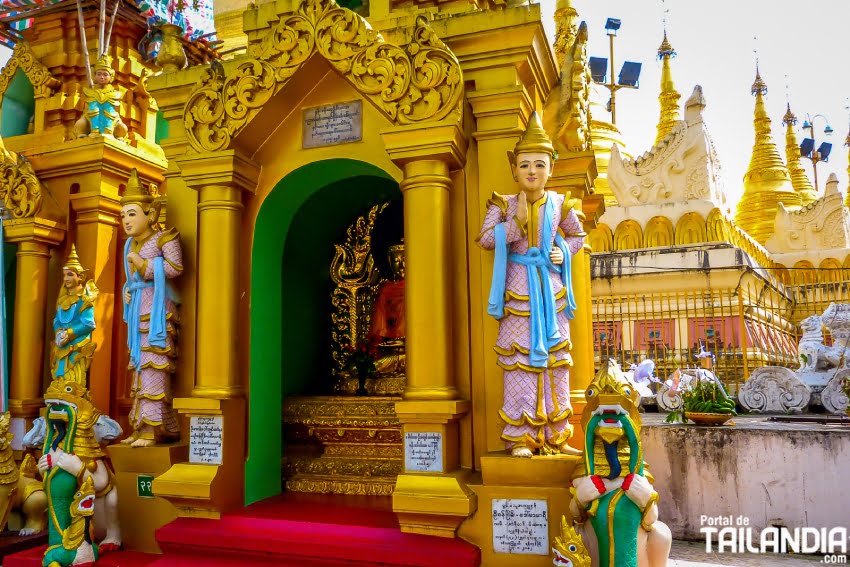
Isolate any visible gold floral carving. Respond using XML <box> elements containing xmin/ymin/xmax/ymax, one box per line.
<box><xmin>0</xmin><ymin>42</ymin><xmax>61</xmax><ymax>100</ymax></box>
<box><xmin>285</xmin><ymin>477</ymin><xmax>395</xmax><ymax>496</ymax></box>
<box><xmin>183</xmin><ymin>0</ymin><xmax>463</xmax><ymax>152</ymax></box>
<box><xmin>329</xmin><ymin>203</ymin><xmax>386</xmax><ymax>385</ymax></box>
<box><xmin>0</xmin><ymin>152</ymin><xmax>42</xmax><ymax>218</ymax></box>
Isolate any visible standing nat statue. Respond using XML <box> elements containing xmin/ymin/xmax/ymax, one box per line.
<box><xmin>120</xmin><ymin>169</ymin><xmax>182</xmax><ymax>447</ymax></box>
<box><xmin>478</xmin><ymin>111</ymin><xmax>585</xmax><ymax>458</ymax></box>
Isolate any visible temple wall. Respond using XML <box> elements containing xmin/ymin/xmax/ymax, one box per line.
<box><xmin>642</xmin><ymin>419</ymin><xmax>850</xmax><ymax>540</ymax></box>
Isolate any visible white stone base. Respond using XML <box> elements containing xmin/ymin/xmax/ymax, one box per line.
<box><xmin>738</xmin><ymin>367</ymin><xmax>810</xmax><ymax>414</ymax></box>
<box><xmin>821</xmin><ymin>369</ymin><xmax>850</xmax><ymax>415</ymax></box>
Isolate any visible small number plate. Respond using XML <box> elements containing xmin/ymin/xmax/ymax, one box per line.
<box><xmin>137</xmin><ymin>474</ymin><xmax>154</xmax><ymax>498</ymax></box>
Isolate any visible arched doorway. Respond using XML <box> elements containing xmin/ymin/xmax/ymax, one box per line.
<box><xmin>247</xmin><ymin>158</ymin><xmax>399</xmax><ymax>504</ymax></box>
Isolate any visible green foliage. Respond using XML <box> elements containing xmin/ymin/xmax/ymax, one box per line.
<box><xmin>682</xmin><ymin>380</ymin><xmax>737</xmax><ymax>417</ymax></box>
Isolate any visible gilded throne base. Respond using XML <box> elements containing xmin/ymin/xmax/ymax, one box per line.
<box><xmin>282</xmin><ymin>396</ymin><xmax>403</xmax><ymax>495</ymax></box>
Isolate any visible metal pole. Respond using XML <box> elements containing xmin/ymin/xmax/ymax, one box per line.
<box><xmin>609</xmin><ymin>32</ymin><xmax>616</xmax><ymax>124</ymax></box>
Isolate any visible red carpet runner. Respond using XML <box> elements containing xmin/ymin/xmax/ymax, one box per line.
<box><xmin>3</xmin><ymin>493</ymin><xmax>481</xmax><ymax>567</ymax></box>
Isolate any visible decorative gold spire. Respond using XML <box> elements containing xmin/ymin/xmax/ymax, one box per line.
<box><xmin>120</xmin><ymin>168</ymin><xmax>153</xmax><ymax>206</ymax></box>
<box><xmin>782</xmin><ymin>103</ymin><xmax>818</xmax><ymax>205</ymax></box>
<box><xmin>553</xmin><ymin>0</ymin><xmax>578</xmax><ymax>70</ymax></box>
<box><xmin>735</xmin><ymin>69</ymin><xmax>800</xmax><ymax>245</ymax></box>
<box><xmin>845</xmin><ymin>125</ymin><xmax>850</xmax><ymax>208</ymax></box>
<box><xmin>654</xmin><ymin>31</ymin><xmax>681</xmax><ymax>145</ymax></box>
<box><xmin>63</xmin><ymin>244</ymin><xmax>85</xmax><ymax>275</ymax></box>
<box><xmin>509</xmin><ymin>111</ymin><xmax>555</xmax><ymax>166</ymax></box>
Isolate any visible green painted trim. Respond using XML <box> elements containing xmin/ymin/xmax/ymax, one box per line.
<box><xmin>0</xmin><ymin>69</ymin><xmax>35</xmax><ymax>138</ymax></box>
<box><xmin>154</xmin><ymin>111</ymin><xmax>169</xmax><ymax>145</ymax></box>
<box><xmin>246</xmin><ymin>158</ymin><xmax>396</xmax><ymax>505</ymax></box>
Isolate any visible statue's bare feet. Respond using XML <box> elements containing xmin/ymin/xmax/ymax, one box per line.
<box><xmin>130</xmin><ymin>437</ymin><xmax>155</xmax><ymax>448</ymax></box>
<box><xmin>511</xmin><ymin>446</ymin><xmax>533</xmax><ymax>458</ymax></box>
<box><xmin>557</xmin><ymin>442</ymin><xmax>583</xmax><ymax>456</ymax></box>
<box><xmin>119</xmin><ymin>434</ymin><xmax>138</xmax><ymax>445</ymax></box>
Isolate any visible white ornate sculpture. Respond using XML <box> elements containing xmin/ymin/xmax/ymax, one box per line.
<box><xmin>766</xmin><ymin>174</ymin><xmax>850</xmax><ymax>254</ymax></box>
<box><xmin>821</xmin><ymin>370</ymin><xmax>850</xmax><ymax>415</ymax></box>
<box><xmin>738</xmin><ymin>367</ymin><xmax>811</xmax><ymax>414</ymax></box>
<box><xmin>607</xmin><ymin>85</ymin><xmax>726</xmax><ymax>209</ymax></box>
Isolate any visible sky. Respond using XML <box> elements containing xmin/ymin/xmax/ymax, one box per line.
<box><xmin>0</xmin><ymin>1</ymin><xmax>846</xmax><ymax>208</ymax></box>
<box><xmin>539</xmin><ymin>0</ymin><xmax>850</xmax><ymax>206</ymax></box>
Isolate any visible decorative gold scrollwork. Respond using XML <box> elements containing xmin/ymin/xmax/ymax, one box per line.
<box><xmin>0</xmin><ymin>153</ymin><xmax>42</xmax><ymax>218</ymax></box>
<box><xmin>183</xmin><ymin>0</ymin><xmax>463</xmax><ymax>153</ymax></box>
<box><xmin>0</xmin><ymin>42</ymin><xmax>61</xmax><ymax>100</ymax></box>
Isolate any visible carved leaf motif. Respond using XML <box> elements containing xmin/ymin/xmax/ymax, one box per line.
<box><xmin>183</xmin><ymin>0</ymin><xmax>462</xmax><ymax>152</ymax></box>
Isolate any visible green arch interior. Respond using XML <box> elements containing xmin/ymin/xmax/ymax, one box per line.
<box><xmin>1</xmin><ymin>68</ymin><xmax>35</xmax><ymax>137</ymax></box>
<box><xmin>247</xmin><ymin>158</ymin><xmax>399</xmax><ymax>504</ymax></box>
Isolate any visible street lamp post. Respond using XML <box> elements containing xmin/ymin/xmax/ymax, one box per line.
<box><xmin>799</xmin><ymin>113</ymin><xmax>833</xmax><ymax>192</ymax></box>
<box><xmin>589</xmin><ymin>18</ymin><xmax>641</xmax><ymax>126</ymax></box>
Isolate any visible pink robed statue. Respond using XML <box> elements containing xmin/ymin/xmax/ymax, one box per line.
<box><xmin>477</xmin><ymin>111</ymin><xmax>585</xmax><ymax>458</ymax></box>
<box><xmin>120</xmin><ymin>169</ymin><xmax>182</xmax><ymax>447</ymax></box>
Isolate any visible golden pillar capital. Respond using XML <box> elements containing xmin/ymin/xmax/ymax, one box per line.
<box><xmin>176</xmin><ymin>149</ymin><xmax>260</xmax><ymax>195</ymax></box>
<box><xmin>5</xmin><ymin>217</ymin><xmax>66</xmax><ymax>419</ymax></box>
<box><xmin>70</xmin><ymin>193</ymin><xmax>121</xmax><ymax>226</ymax></box>
<box><xmin>467</xmin><ymin>86</ymin><xmax>533</xmax><ymax>141</ymax></box>
<box><xmin>177</xmin><ymin>151</ymin><xmax>259</xmax><ymax>400</ymax></box>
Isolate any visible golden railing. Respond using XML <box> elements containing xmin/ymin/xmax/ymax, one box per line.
<box><xmin>592</xmin><ymin>268</ymin><xmax>850</xmax><ymax>394</ymax></box>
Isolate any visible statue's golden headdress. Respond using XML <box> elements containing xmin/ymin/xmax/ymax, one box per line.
<box><xmin>120</xmin><ymin>168</ymin><xmax>154</xmax><ymax>208</ymax></box>
<box><xmin>508</xmin><ymin>111</ymin><xmax>556</xmax><ymax>168</ymax></box>
<box><xmin>93</xmin><ymin>55</ymin><xmax>114</xmax><ymax>77</ymax></box>
<box><xmin>388</xmin><ymin>241</ymin><xmax>404</xmax><ymax>256</ymax></box>
<box><xmin>62</xmin><ymin>244</ymin><xmax>86</xmax><ymax>277</ymax></box>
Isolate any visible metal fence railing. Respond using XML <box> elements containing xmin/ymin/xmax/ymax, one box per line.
<box><xmin>592</xmin><ymin>271</ymin><xmax>850</xmax><ymax>394</ymax></box>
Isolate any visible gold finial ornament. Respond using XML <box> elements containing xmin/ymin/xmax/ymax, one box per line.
<box><xmin>508</xmin><ymin>111</ymin><xmax>556</xmax><ymax>167</ymax></box>
<box><xmin>654</xmin><ymin>31</ymin><xmax>681</xmax><ymax>145</ymax></box>
<box><xmin>735</xmin><ymin>69</ymin><xmax>800</xmax><ymax>245</ymax></box>
<box><xmin>63</xmin><ymin>244</ymin><xmax>85</xmax><ymax>275</ymax></box>
<box><xmin>120</xmin><ymin>168</ymin><xmax>153</xmax><ymax>207</ymax></box>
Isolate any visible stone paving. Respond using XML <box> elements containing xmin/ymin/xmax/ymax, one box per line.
<box><xmin>669</xmin><ymin>539</ymin><xmax>830</xmax><ymax>566</ymax></box>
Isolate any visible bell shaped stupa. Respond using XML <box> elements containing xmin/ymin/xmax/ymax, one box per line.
<box><xmin>735</xmin><ymin>69</ymin><xmax>800</xmax><ymax>245</ymax></box>
<box><xmin>781</xmin><ymin>104</ymin><xmax>818</xmax><ymax>206</ymax></box>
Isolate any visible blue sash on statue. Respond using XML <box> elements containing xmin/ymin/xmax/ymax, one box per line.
<box><xmin>123</xmin><ymin>238</ymin><xmax>168</xmax><ymax>372</ymax></box>
<box><xmin>487</xmin><ymin>192</ymin><xmax>577</xmax><ymax>368</ymax></box>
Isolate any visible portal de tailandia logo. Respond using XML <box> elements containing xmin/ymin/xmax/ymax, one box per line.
<box><xmin>701</xmin><ymin>515</ymin><xmax>848</xmax><ymax>563</ymax></box>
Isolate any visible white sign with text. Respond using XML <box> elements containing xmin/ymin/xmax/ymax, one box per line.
<box><xmin>404</xmin><ymin>431</ymin><xmax>443</xmax><ymax>472</ymax></box>
<box><xmin>189</xmin><ymin>416</ymin><xmax>223</xmax><ymax>465</ymax></box>
<box><xmin>492</xmin><ymin>498</ymin><xmax>549</xmax><ymax>555</ymax></box>
<box><xmin>302</xmin><ymin>101</ymin><xmax>362</xmax><ymax>148</ymax></box>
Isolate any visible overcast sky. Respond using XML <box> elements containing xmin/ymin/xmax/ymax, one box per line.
<box><xmin>1</xmin><ymin>2</ymin><xmax>847</xmax><ymax>207</ymax></box>
<box><xmin>539</xmin><ymin>0</ymin><xmax>850</xmax><ymax>206</ymax></box>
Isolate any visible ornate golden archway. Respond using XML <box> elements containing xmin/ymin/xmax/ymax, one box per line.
<box><xmin>183</xmin><ymin>0</ymin><xmax>463</xmax><ymax>152</ymax></box>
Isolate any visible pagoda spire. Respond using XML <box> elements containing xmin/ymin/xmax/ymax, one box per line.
<box><xmin>735</xmin><ymin>68</ymin><xmax>801</xmax><ymax>245</ymax></box>
<box><xmin>782</xmin><ymin>103</ymin><xmax>818</xmax><ymax>205</ymax></box>
<box><xmin>844</xmin><ymin>124</ymin><xmax>850</xmax><ymax>208</ymax></box>
<box><xmin>654</xmin><ymin>31</ymin><xmax>681</xmax><ymax>146</ymax></box>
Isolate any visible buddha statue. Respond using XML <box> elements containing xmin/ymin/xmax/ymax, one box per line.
<box><xmin>367</xmin><ymin>242</ymin><xmax>406</xmax><ymax>376</ymax></box>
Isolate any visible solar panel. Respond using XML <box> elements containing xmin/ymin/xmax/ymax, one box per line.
<box><xmin>589</xmin><ymin>57</ymin><xmax>608</xmax><ymax>83</ymax></box>
<box><xmin>618</xmin><ymin>61</ymin><xmax>642</xmax><ymax>87</ymax></box>
<box><xmin>800</xmin><ymin>138</ymin><xmax>815</xmax><ymax>157</ymax></box>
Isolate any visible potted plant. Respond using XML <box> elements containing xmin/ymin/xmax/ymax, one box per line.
<box><xmin>345</xmin><ymin>338</ymin><xmax>379</xmax><ymax>396</ymax></box>
<box><xmin>666</xmin><ymin>378</ymin><xmax>737</xmax><ymax>425</ymax></box>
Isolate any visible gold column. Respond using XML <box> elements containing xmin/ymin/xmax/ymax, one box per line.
<box><xmin>176</xmin><ymin>150</ymin><xmax>258</xmax><ymax>399</ymax></box>
<box><xmin>400</xmin><ymin>159</ymin><xmax>456</xmax><ymax>401</ymax></box>
<box><xmin>154</xmin><ymin>150</ymin><xmax>258</xmax><ymax>519</ymax></box>
<box><xmin>382</xmin><ymin>122</ymin><xmax>475</xmax><ymax>538</ymax></box>
<box><xmin>69</xmin><ymin>193</ymin><xmax>120</xmax><ymax>413</ymax></box>
<box><xmin>194</xmin><ymin>184</ymin><xmax>242</xmax><ymax>398</ymax></box>
<box><xmin>6</xmin><ymin>218</ymin><xmax>65</xmax><ymax>420</ymax></box>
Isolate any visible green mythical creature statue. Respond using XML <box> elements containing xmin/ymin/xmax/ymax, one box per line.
<box><xmin>43</xmin><ymin>477</ymin><xmax>97</xmax><ymax>567</ymax></box>
<box><xmin>565</xmin><ymin>360</ymin><xmax>672</xmax><ymax>567</ymax></box>
<box><xmin>36</xmin><ymin>379</ymin><xmax>123</xmax><ymax>566</ymax></box>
